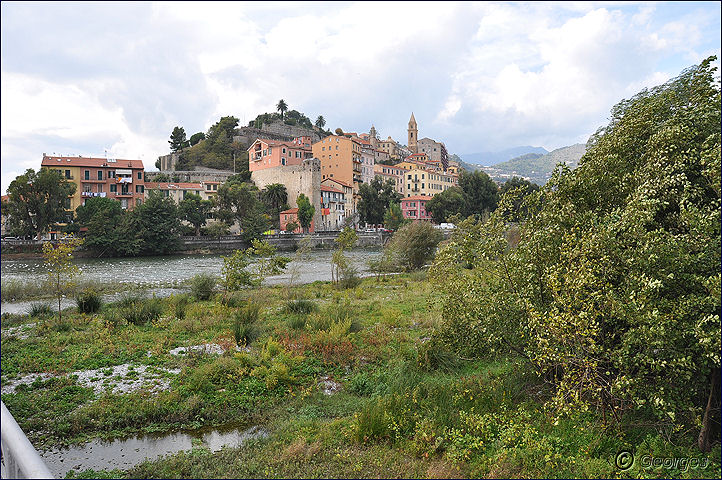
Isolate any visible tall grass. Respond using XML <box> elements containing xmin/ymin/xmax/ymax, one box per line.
<box><xmin>190</xmin><ymin>274</ymin><xmax>217</xmax><ymax>301</ymax></box>
<box><xmin>75</xmin><ymin>289</ymin><xmax>103</xmax><ymax>314</ymax></box>
<box><xmin>27</xmin><ymin>302</ymin><xmax>54</xmax><ymax>318</ymax></box>
<box><xmin>233</xmin><ymin>303</ymin><xmax>261</xmax><ymax>346</ymax></box>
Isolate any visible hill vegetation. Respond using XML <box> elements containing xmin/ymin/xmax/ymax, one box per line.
<box><xmin>460</xmin><ymin>145</ymin><xmax>549</xmax><ymax>166</ymax></box>
<box><xmin>480</xmin><ymin>143</ymin><xmax>586</xmax><ymax>184</ymax></box>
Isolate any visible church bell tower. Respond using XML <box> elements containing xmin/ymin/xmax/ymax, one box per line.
<box><xmin>407</xmin><ymin>113</ymin><xmax>418</xmax><ymax>154</ymax></box>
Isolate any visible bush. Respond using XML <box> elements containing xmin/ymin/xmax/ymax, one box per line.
<box><xmin>190</xmin><ymin>274</ymin><xmax>217</xmax><ymax>300</ymax></box>
<box><xmin>286</xmin><ymin>314</ymin><xmax>307</xmax><ymax>330</ymax></box>
<box><xmin>28</xmin><ymin>302</ymin><xmax>53</xmax><ymax>318</ymax></box>
<box><xmin>120</xmin><ymin>297</ymin><xmax>163</xmax><ymax>326</ymax></box>
<box><xmin>233</xmin><ymin>303</ymin><xmax>260</xmax><ymax>346</ymax></box>
<box><xmin>174</xmin><ymin>295</ymin><xmax>189</xmax><ymax>320</ymax></box>
<box><xmin>386</xmin><ymin>221</ymin><xmax>443</xmax><ymax>271</ymax></box>
<box><xmin>285</xmin><ymin>299</ymin><xmax>317</xmax><ymax>315</ymax></box>
<box><xmin>220</xmin><ymin>292</ymin><xmax>246</xmax><ymax>308</ymax></box>
<box><xmin>75</xmin><ymin>289</ymin><xmax>103</xmax><ymax>314</ymax></box>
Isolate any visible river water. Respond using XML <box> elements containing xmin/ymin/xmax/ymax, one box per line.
<box><xmin>0</xmin><ymin>249</ymin><xmax>381</xmax><ymax>315</ymax></box>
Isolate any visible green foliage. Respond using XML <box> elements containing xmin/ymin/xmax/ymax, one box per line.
<box><xmin>75</xmin><ymin>288</ymin><xmax>102</xmax><ymax>314</ymax></box>
<box><xmin>169</xmin><ymin>126</ymin><xmax>189</xmax><ymax>153</ymax></box>
<box><xmin>28</xmin><ymin>302</ymin><xmax>54</xmax><ymax>318</ymax></box>
<box><xmin>222</xmin><ymin>239</ymin><xmax>290</xmax><ymax>290</ymax></box>
<box><xmin>276</xmin><ymin>99</ymin><xmax>288</xmax><ymax>120</ymax></box>
<box><xmin>498</xmin><ymin>177</ymin><xmax>540</xmax><ymax>221</ymax></box>
<box><xmin>425</xmin><ymin>186</ymin><xmax>466</xmax><ymax>224</ymax></box>
<box><xmin>174</xmin><ymin>294</ymin><xmax>190</xmax><ymax>320</ymax></box>
<box><xmin>284</xmin><ymin>220</ymin><xmax>299</xmax><ymax>233</ymax></box>
<box><xmin>385</xmin><ymin>221</ymin><xmax>442</xmax><ymax>271</ymax></box>
<box><xmin>285</xmin><ymin>299</ymin><xmax>318</xmax><ymax>315</ymax></box>
<box><xmin>179</xmin><ymin>193</ymin><xmax>213</xmax><ymax>236</ymax></box>
<box><xmin>43</xmin><ymin>236</ymin><xmax>83</xmax><ymax>322</ymax></box>
<box><xmin>125</xmin><ymin>191</ymin><xmax>182</xmax><ymax>255</ymax></box>
<box><xmin>383</xmin><ymin>202</ymin><xmax>405</xmax><ymax>230</ymax></box>
<box><xmin>119</xmin><ymin>296</ymin><xmax>163</xmax><ymax>326</ymax></box>
<box><xmin>458</xmin><ymin>169</ymin><xmax>499</xmax><ymax>218</ymax></box>
<box><xmin>296</xmin><ymin>194</ymin><xmax>315</xmax><ymax>233</ymax></box>
<box><xmin>314</xmin><ymin>115</ymin><xmax>326</xmax><ymax>129</ymax></box>
<box><xmin>177</xmin><ymin>116</ymin><xmax>245</xmax><ymax>172</ymax></box>
<box><xmin>358</xmin><ymin>177</ymin><xmax>401</xmax><ymax>225</ymax></box>
<box><xmin>6</xmin><ymin>168</ymin><xmax>76</xmax><ymax>239</ymax></box>
<box><xmin>202</xmin><ymin>222</ymin><xmax>230</xmax><ymax>237</ymax></box>
<box><xmin>75</xmin><ymin>197</ymin><xmax>136</xmax><ymax>256</ymax></box>
<box><xmin>331</xmin><ymin>227</ymin><xmax>358</xmax><ymax>285</ymax></box>
<box><xmin>431</xmin><ymin>57</ymin><xmax>722</xmax><ymax>440</ymax></box>
<box><xmin>233</xmin><ymin>303</ymin><xmax>261</xmax><ymax>346</ymax></box>
<box><xmin>261</xmin><ymin>183</ymin><xmax>288</xmax><ymax>229</ymax></box>
<box><xmin>189</xmin><ymin>132</ymin><xmax>205</xmax><ymax>146</ymax></box>
<box><xmin>189</xmin><ymin>274</ymin><xmax>217</xmax><ymax>301</ymax></box>
<box><xmin>216</xmin><ymin>181</ymin><xmax>269</xmax><ymax>242</ymax></box>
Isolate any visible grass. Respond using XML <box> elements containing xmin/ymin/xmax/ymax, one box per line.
<box><xmin>1</xmin><ymin>278</ymin><xmax>151</xmax><ymax>302</ymax></box>
<box><xmin>1</xmin><ymin>273</ymin><xmax>719</xmax><ymax>478</ymax></box>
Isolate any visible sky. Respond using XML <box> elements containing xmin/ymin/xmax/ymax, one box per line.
<box><xmin>1</xmin><ymin>1</ymin><xmax>720</xmax><ymax>194</ymax></box>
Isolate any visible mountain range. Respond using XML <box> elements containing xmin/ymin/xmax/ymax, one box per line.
<box><xmin>477</xmin><ymin>144</ymin><xmax>587</xmax><ymax>185</ymax></box>
<box><xmin>460</xmin><ymin>146</ymin><xmax>549</xmax><ymax>166</ymax></box>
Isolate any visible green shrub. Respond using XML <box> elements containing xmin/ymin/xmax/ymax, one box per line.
<box><xmin>190</xmin><ymin>274</ymin><xmax>217</xmax><ymax>301</ymax></box>
<box><xmin>417</xmin><ymin>336</ymin><xmax>460</xmax><ymax>372</ymax></box>
<box><xmin>286</xmin><ymin>314</ymin><xmax>307</xmax><ymax>330</ymax></box>
<box><xmin>75</xmin><ymin>289</ymin><xmax>103</xmax><ymax>314</ymax></box>
<box><xmin>28</xmin><ymin>302</ymin><xmax>53</xmax><ymax>318</ymax></box>
<box><xmin>285</xmin><ymin>299</ymin><xmax>317</xmax><ymax>315</ymax></box>
<box><xmin>174</xmin><ymin>295</ymin><xmax>189</xmax><ymax>320</ymax></box>
<box><xmin>220</xmin><ymin>292</ymin><xmax>246</xmax><ymax>308</ymax></box>
<box><xmin>120</xmin><ymin>297</ymin><xmax>163</xmax><ymax>326</ymax></box>
<box><xmin>233</xmin><ymin>303</ymin><xmax>261</xmax><ymax>346</ymax></box>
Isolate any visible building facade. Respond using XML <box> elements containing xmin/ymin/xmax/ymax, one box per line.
<box><xmin>41</xmin><ymin>155</ymin><xmax>145</xmax><ymax>213</ymax></box>
<box><xmin>247</xmin><ymin>137</ymin><xmax>313</xmax><ymax>172</ymax></box>
<box><xmin>407</xmin><ymin>113</ymin><xmax>418</xmax><ymax>154</ymax></box>
<box><xmin>320</xmin><ymin>185</ymin><xmax>346</xmax><ymax>231</ymax></box>
<box><xmin>401</xmin><ymin>195</ymin><xmax>432</xmax><ymax>221</ymax></box>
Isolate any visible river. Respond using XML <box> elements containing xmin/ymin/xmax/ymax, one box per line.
<box><xmin>0</xmin><ymin>249</ymin><xmax>382</xmax><ymax>315</ymax></box>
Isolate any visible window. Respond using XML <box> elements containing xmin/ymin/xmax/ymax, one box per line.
<box><xmin>282</xmin><ymin>147</ymin><xmax>286</xmax><ymax>154</ymax></box>
<box><xmin>65</xmin><ymin>170</ymin><xmax>71</xmax><ymax>179</ymax></box>
<box><xmin>83</xmin><ymin>184</ymin><xmax>92</xmax><ymax>193</ymax></box>
<box><xmin>84</xmin><ymin>170</ymin><xmax>90</xmax><ymax>180</ymax></box>
<box><xmin>136</xmin><ymin>198</ymin><xmax>143</xmax><ymax>207</ymax></box>
<box><xmin>109</xmin><ymin>171</ymin><xmax>115</xmax><ymax>178</ymax></box>
<box><xmin>138</xmin><ymin>172</ymin><xmax>142</xmax><ymax>180</ymax></box>
<box><xmin>121</xmin><ymin>198</ymin><xmax>128</xmax><ymax>209</ymax></box>
<box><xmin>98</xmin><ymin>184</ymin><xmax>103</xmax><ymax>193</ymax></box>
<box><xmin>97</xmin><ymin>170</ymin><xmax>103</xmax><ymax>180</ymax></box>
<box><xmin>110</xmin><ymin>184</ymin><xmax>117</xmax><ymax>193</ymax></box>
<box><xmin>281</xmin><ymin>158</ymin><xmax>286</xmax><ymax>166</ymax></box>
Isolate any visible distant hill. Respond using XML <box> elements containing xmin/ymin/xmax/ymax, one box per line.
<box><xmin>461</xmin><ymin>146</ymin><xmax>549</xmax><ymax>166</ymax></box>
<box><xmin>449</xmin><ymin>154</ymin><xmax>478</xmax><ymax>172</ymax></box>
<box><xmin>479</xmin><ymin>144</ymin><xmax>587</xmax><ymax>185</ymax></box>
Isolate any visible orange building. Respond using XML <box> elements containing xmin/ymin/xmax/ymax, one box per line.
<box><xmin>247</xmin><ymin>137</ymin><xmax>313</xmax><ymax>172</ymax></box>
<box><xmin>41</xmin><ymin>154</ymin><xmax>145</xmax><ymax>212</ymax></box>
<box><xmin>280</xmin><ymin>207</ymin><xmax>315</xmax><ymax>233</ymax></box>
<box><xmin>312</xmin><ymin>135</ymin><xmax>363</xmax><ymax>188</ymax></box>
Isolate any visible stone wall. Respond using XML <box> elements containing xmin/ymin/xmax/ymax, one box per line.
<box><xmin>251</xmin><ymin>158</ymin><xmax>323</xmax><ymax>229</ymax></box>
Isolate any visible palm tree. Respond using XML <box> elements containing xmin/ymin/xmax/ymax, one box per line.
<box><xmin>276</xmin><ymin>99</ymin><xmax>288</xmax><ymax>120</ymax></box>
<box><xmin>262</xmin><ymin>183</ymin><xmax>288</xmax><ymax>227</ymax></box>
<box><xmin>315</xmin><ymin>115</ymin><xmax>326</xmax><ymax>129</ymax></box>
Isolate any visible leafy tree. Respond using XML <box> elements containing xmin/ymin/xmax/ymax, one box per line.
<box><xmin>358</xmin><ymin>177</ymin><xmax>401</xmax><ymax>225</ymax></box>
<box><xmin>430</xmin><ymin>57</ymin><xmax>721</xmax><ymax>448</ymax></box>
<box><xmin>222</xmin><ymin>239</ymin><xmax>290</xmax><ymax>290</ymax></box>
<box><xmin>386</xmin><ymin>220</ymin><xmax>442</xmax><ymax>271</ymax></box>
<box><xmin>315</xmin><ymin>115</ymin><xmax>326</xmax><ymax>129</ymax></box>
<box><xmin>335</xmin><ymin>128</ymin><xmax>344</xmax><ymax>136</ymax></box>
<box><xmin>216</xmin><ymin>181</ymin><xmax>269</xmax><ymax>242</ymax></box>
<box><xmin>499</xmin><ymin>177</ymin><xmax>540</xmax><ymax>221</ymax></box>
<box><xmin>189</xmin><ymin>132</ymin><xmax>206</xmax><ymax>146</ymax></box>
<box><xmin>125</xmin><ymin>191</ymin><xmax>182</xmax><ymax>255</ymax></box>
<box><xmin>75</xmin><ymin>197</ymin><xmax>136</xmax><ymax>256</ymax></box>
<box><xmin>284</xmin><ymin>220</ymin><xmax>299</xmax><ymax>233</ymax></box>
<box><xmin>458</xmin><ymin>170</ymin><xmax>499</xmax><ymax>218</ymax></box>
<box><xmin>6</xmin><ymin>168</ymin><xmax>76</xmax><ymax>239</ymax></box>
<box><xmin>43</xmin><ymin>236</ymin><xmax>83</xmax><ymax>323</ymax></box>
<box><xmin>169</xmin><ymin>126</ymin><xmax>189</xmax><ymax>153</ymax></box>
<box><xmin>155</xmin><ymin>158</ymin><xmax>162</xmax><ymax>170</ymax></box>
<box><xmin>331</xmin><ymin>227</ymin><xmax>358</xmax><ymax>285</ymax></box>
<box><xmin>425</xmin><ymin>186</ymin><xmax>466</xmax><ymax>223</ymax></box>
<box><xmin>383</xmin><ymin>202</ymin><xmax>405</xmax><ymax>230</ymax></box>
<box><xmin>276</xmin><ymin>99</ymin><xmax>288</xmax><ymax>120</ymax></box>
<box><xmin>179</xmin><ymin>193</ymin><xmax>213</xmax><ymax>236</ymax></box>
<box><xmin>296</xmin><ymin>194</ymin><xmax>315</xmax><ymax>233</ymax></box>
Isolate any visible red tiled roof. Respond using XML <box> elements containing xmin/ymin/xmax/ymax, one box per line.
<box><xmin>321</xmin><ymin>185</ymin><xmax>344</xmax><ymax>194</ymax></box>
<box><xmin>145</xmin><ymin>182</ymin><xmax>203</xmax><ymax>190</ymax></box>
<box><xmin>41</xmin><ymin>155</ymin><xmax>144</xmax><ymax>169</ymax></box>
<box><xmin>281</xmin><ymin>208</ymin><xmax>299</xmax><ymax>214</ymax></box>
<box><xmin>402</xmin><ymin>195</ymin><xmax>433</xmax><ymax>201</ymax></box>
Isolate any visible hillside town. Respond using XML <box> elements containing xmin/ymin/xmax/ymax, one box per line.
<box><xmin>2</xmin><ymin>111</ymin><xmax>465</xmax><ymax>240</ymax></box>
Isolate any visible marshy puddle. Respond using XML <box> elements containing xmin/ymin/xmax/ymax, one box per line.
<box><xmin>41</xmin><ymin>425</ymin><xmax>267</xmax><ymax>478</ymax></box>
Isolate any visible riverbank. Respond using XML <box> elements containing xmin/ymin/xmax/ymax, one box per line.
<box><xmin>2</xmin><ymin>272</ymin><xmax>718</xmax><ymax>479</ymax></box>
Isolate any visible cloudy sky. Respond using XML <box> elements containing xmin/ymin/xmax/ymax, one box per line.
<box><xmin>2</xmin><ymin>1</ymin><xmax>720</xmax><ymax>194</ymax></box>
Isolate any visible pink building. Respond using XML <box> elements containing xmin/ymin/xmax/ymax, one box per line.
<box><xmin>280</xmin><ymin>207</ymin><xmax>315</xmax><ymax>233</ymax></box>
<box><xmin>401</xmin><ymin>195</ymin><xmax>433</xmax><ymax>221</ymax></box>
<box><xmin>247</xmin><ymin>137</ymin><xmax>313</xmax><ymax>172</ymax></box>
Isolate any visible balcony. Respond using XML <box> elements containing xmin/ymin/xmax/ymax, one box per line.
<box><xmin>116</xmin><ymin>191</ymin><xmax>134</xmax><ymax>197</ymax></box>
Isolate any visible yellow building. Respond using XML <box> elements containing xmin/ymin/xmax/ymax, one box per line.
<box><xmin>402</xmin><ymin>167</ymin><xmax>458</xmax><ymax>198</ymax></box>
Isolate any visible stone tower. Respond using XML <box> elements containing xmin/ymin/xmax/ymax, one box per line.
<box><xmin>369</xmin><ymin>125</ymin><xmax>378</xmax><ymax>148</ymax></box>
<box><xmin>408</xmin><ymin>113</ymin><xmax>418</xmax><ymax>154</ymax></box>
